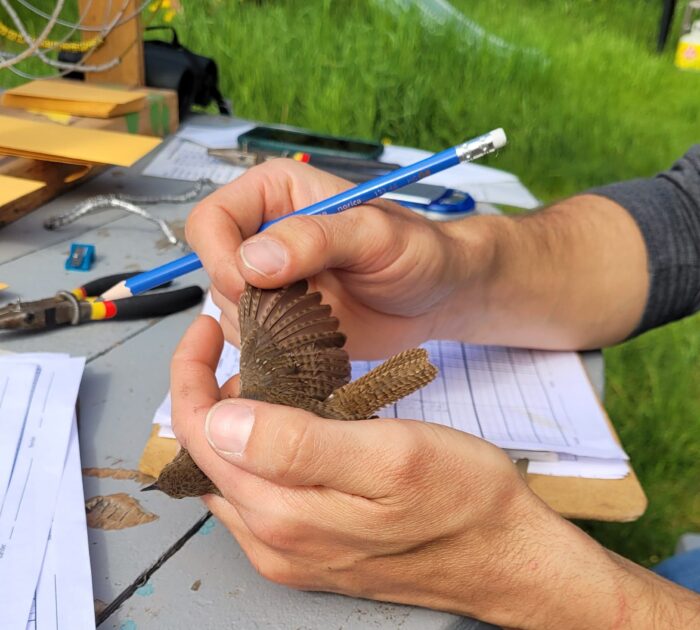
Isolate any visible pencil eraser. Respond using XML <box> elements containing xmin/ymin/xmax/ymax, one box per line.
<box><xmin>490</xmin><ymin>128</ymin><xmax>507</xmax><ymax>149</ymax></box>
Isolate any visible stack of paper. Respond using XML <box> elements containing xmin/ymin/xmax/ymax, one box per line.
<box><xmin>0</xmin><ymin>353</ymin><xmax>94</xmax><ymax>630</ymax></box>
<box><xmin>1</xmin><ymin>79</ymin><xmax>147</xmax><ymax>119</ymax></box>
<box><xmin>152</xmin><ymin>296</ymin><xmax>629</xmax><ymax>480</ymax></box>
<box><xmin>0</xmin><ymin>114</ymin><xmax>161</xmax><ymax>167</ymax></box>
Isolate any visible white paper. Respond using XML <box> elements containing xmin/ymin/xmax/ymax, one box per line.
<box><xmin>26</xmin><ymin>600</ymin><xmax>36</xmax><ymax>630</ymax></box>
<box><xmin>142</xmin><ymin>137</ymin><xmax>246</xmax><ymax>185</ymax></box>
<box><xmin>0</xmin><ymin>356</ymin><xmax>85</xmax><ymax>630</ymax></box>
<box><xmin>354</xmin><ymin>342</ymin><xmax>627</xmax><ymax>460</ymax></box>
<box><xmin>153</xmin><ymin>297</ymin><xmax>627</xmax><ymax>478</ymax></box>
<box><xmin>0</xmin><ymin>363</ymin><xmax>39</xmax><ymax>507</ymax></box>
<box><xmin>527</xmin><ymin>455</ymin><xmax>629</xmax><ymax>479</ymax></box>
<box><xmin>32</xmin><ymin>417</ymin><xmax>95</xmax><ymax>630</ymax></box>
<box><xmin>177</xmin><ymin>122</ymin><xmax>256</xmax><ymax>149</ymax></box>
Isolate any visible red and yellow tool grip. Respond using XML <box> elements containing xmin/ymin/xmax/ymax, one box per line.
<box><xmin>89</xmin><ymin>300</ymin><xmax>117</xmax><ymax>321</ymax></box>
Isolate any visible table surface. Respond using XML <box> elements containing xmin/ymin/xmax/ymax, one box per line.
<box><xmin>0</xmin><ymin>125</ymin><xmax>601</xmax><ymax>630</ymax></box>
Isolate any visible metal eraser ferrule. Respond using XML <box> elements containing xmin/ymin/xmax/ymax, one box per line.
<box><xmin>455</xmin><ymin>128</ymin><xmax>507</xmax><ymax>162</ymax></box>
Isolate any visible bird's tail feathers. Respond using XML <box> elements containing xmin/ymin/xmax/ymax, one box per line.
<box><xmin>324</xmin><ymin>348</ymin><xmax>437</xmax><ymax>419</ymax></box>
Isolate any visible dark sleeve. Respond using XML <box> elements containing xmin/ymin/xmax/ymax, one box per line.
<box><xmin>588</xmin><ymin>145</ymin><xmax>700</xmax><ymax>337</ymax></box>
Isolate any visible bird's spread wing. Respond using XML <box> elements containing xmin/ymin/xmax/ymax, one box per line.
<box><xmin>238</xmin><ymin>280</ymin><xmax>351</xmax><ymax>406</ymax></box>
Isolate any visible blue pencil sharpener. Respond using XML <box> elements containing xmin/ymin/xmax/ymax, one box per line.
<box><xmin>65</xmin><ymin>243</ymin><xmax>96</xmax><ymax>271</ymax></box>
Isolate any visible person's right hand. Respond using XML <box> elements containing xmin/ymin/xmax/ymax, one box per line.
<box><xmin>186</xmin><ymin>158</ymin><xmax>478</xmax><ymax>359</ymax></box>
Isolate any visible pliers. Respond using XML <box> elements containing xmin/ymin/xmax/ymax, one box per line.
<box><xmin>0</xmin><ymin>272</ymin><xmax>204</xmax><ymax>332</ymax></box>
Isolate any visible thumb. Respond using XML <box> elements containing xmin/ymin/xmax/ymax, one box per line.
<box><xmin>235</xmin><ymin>204</ymin><xmax>404</xmax><ymax>287</ymax></box>
<box><xmin>203</xmin><ymin>398</ymin><xmax>419</xmax><ymax>498</ymax></box>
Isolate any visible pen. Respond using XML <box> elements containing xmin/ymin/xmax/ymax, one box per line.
<box><xmin>101</xmin><ymin>128</ymin><xmax>507</xmax><ymax>300</ymax></box>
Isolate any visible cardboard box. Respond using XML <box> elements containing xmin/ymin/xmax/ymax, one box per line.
<box><xmin>73</xmin><ymin>86</ymin><xmax>178</xmax><ymax>137</ymax></box>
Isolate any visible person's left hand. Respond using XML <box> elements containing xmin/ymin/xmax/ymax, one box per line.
<box><xmin>171</xmin><ymin>315</ymin><xmax>622</xmax><ymax>628</ymax></box>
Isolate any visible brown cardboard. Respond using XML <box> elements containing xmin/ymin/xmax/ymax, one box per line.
<box><xmin>138</xmin><ymin>425</ymin><xmax>180</xmax><ymax>479</ymax></box>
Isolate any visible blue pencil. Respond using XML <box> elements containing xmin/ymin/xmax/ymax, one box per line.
<box><xmin>101</xmin><ymin>128</ymin><xmax>506</xmax><ymax>300</ymax></box>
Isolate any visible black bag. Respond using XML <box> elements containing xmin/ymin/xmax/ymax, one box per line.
<box><xmin>58</xmin><ymin>26</ymin><xmax>231</xmax><ymax>121</ymax></box>
<box><xmin>143</xmin><ymin>26</ymin><xmax>231</xmax><ymax>120</ymax></box>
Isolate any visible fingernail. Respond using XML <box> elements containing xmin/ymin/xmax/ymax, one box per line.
<box><xmin>205</xmin><ymin>401</ymin><xmax>255</xmax><ymax>456</ymax></box>
<box><xmin>240</xmin><ymin>238</ymin><xmax>287</xmax><ymax>277</ymax></box>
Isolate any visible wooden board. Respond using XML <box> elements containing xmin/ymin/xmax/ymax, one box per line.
<box><xmin>78</xmin><ymin>0</ymin><xmax>145</xmax><ymax>86</ymax></box>
<box><xmin>528</xmin><ymin>471</ymin><xmax>647</xmax><ymax>522</ymax></box>
<box><xmin>0</xmin><ymin>155</ymin><xmax>101</xmax><ymax>228</ymax></box>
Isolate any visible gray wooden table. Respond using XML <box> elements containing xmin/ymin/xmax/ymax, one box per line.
<box><xmin>0</xmin><ymin>127</ymin><xmax>601</xmax><ymax>630</ymax></box>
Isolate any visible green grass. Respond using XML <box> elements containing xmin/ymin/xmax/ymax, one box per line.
<box><xmin>2</xmin><ymin>0</ymin><xmax>699</xmax><ymax>566</ymax></box>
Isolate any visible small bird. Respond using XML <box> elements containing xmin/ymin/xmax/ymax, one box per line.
<box><xmin>146</xmin><ymin>280</ymin><xmax>438</xmax><ymax>498</ymax></box>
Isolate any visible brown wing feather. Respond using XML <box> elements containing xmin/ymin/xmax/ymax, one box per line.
<box><xmin>323</xmin><ymin>348</ymin><xmax>438</xmax><ymax>419</ymax></box>
<box><xmin>238</xmin><ymin>281</ymin><xmax>351</xmax><ymax>406</ymax></box>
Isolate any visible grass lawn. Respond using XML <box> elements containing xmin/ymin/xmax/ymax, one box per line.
<box><xmin>2</xmin><ymin>0</ymin><xmax>699</xmax><ymax>567</ymax></box>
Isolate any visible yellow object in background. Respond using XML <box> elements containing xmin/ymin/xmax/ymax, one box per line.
<box><xmin>675</xmin><ymin>26</ymin><xmax>700</xmax><ymax>70</ymax></box>
<box><xmin>0</xmin><ymin>174</ymin><xmax>45</xmax><ymax>206</ymax></box>
<box><xmin>676</xmin><ymin>2</ymin><xmax>700</xmax><ymax>71</ymax></box>
<box><xmin>1</xmin><ymin>79</ymin><xmax>147</xmax><ymax>119</ymax></box>
<box><xmin>26</xmin><ymin>109</ymin><xmax>74</xmax><ymax>125</ymax></box>
<box><xmin>0</xmin><ymin>114</ymin><xmax>161</xmax><ymax>167</ymax></box>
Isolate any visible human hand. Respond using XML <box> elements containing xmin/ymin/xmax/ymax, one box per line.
<box><xmin>171</xmin><ymin>315</ymin><xmax>643</xmax><ymax>629</ymax></box>
<box><xmin>185</xmin><ymin>159</ymin><xmax>480</xmax><ymax>359</ymax></box>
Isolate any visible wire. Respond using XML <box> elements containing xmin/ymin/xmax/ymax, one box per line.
<box><xmin>0</xmin><ymin>20</ymin><xmax>102</xmax><ymax>52</ymax></box>
<box><xmin>3</xmin><ymin>4</ymin><xmax>120</xmax><ymax>74</ymax></box>
<box><xmin>0</xmin><ymin>0</ymin><xmax>144</xmax><ymax>75</ymax></box>
<box><xmin>0</xmin><ymin>0</ymin><xmax>98</xmax><ymax>61</ymax></box>
<box><xmin>33</xmin><ymin>0</ymin><xmax>96</xmax><ymax>55</ymax></box>
<box><xmin>13</xmin><ymin>0</ymin><xmax>156</xmax><ymax>33</ymax></box>
<box><xmin>0</xmin><ymin>0</ymin><xmax>65</xmax><ymax>69</ymax></box>
<box><xmin>0</xmin><ymin>0</ymin><xmax>161</xmax><ymax>76</ymax></box>
<box><xmin>44</xmin><ymin>181</ymin><xmax>216</xmax><ymax>248</ymax></box>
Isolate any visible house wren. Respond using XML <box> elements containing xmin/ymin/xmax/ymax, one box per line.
<box><xmin>146</xmin><ymin>280</ymin><xmax>437</xmax><ymax>498</ymax></box>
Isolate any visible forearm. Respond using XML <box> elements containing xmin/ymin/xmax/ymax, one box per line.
<box><xmin>537</xmin><ymin>525</ymin><xmax>700</xmax><ymax>629</ymax></box>
<box><xmin>608</xmin><ymin>551</ymin><xmax>700</xmax><ymax>628</ymax></box>
<box><xmin>463</xmin><ymin>504</ymin><xmax>700</xmax><ymax>629</ymax></box>
<box><xmin>439</xmin><ymin>194</ymin><xmax>649</xmax><ymax>349</ymax></box>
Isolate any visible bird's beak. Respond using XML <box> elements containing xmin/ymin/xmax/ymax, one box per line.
<box><xmin>141</xmin><ymin>482</ymin><xmax>160</xmax><ymax>492</ymax></box>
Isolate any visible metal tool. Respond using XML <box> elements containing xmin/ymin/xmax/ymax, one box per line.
<box><xmin>208</xmin><ymin>147</ymin><xmax>401</xmax><ymax>183</ymax></box>
<box><xmin>0</xmin><ymin>272</ymin><xmax>203</xmax><ymax>331</ymax></box>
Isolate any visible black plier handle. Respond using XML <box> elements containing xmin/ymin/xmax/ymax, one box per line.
<box><xmin>0</xmin><ymin>272</ymin><xmax>204</xmax><ymax>331</ymax></box>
